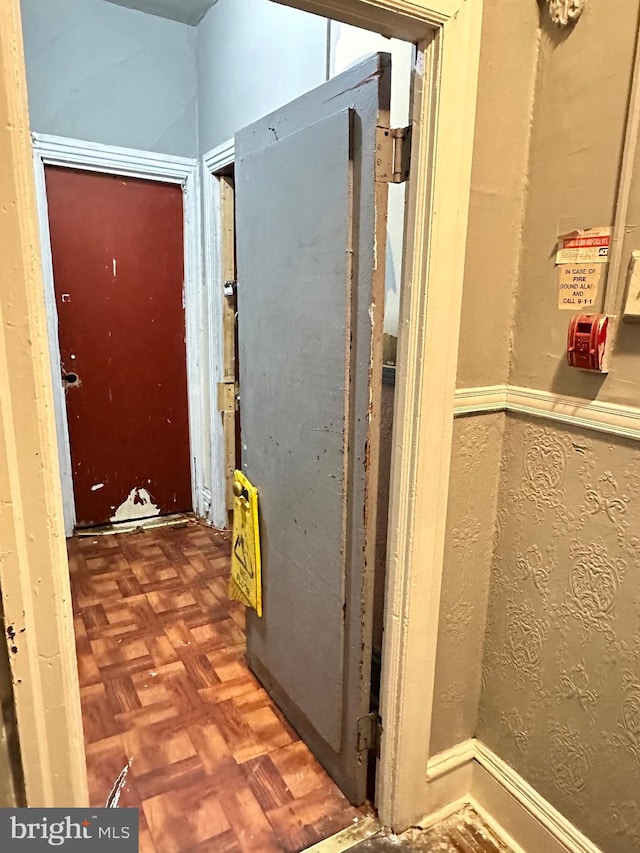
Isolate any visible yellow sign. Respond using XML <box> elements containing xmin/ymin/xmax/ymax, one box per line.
<box><xmin>228</xmin><ymin>470</ymin><xmax>262</xmax><ymax>616</ymax></box>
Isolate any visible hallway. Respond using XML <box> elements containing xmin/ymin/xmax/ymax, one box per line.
<box><xmin>68</xmin><ymin>522</ymin><xmax>363</xmax><ymax>852</ymax></box>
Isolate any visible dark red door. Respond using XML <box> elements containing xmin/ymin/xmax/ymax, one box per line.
<box><xmin>45</xmin><ymin>166</ymin><xmax>192</xmax><ymax>528</ymax></box>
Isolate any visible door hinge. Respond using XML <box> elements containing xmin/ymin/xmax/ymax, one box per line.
<box><xmin>357</xmin><ymin>712</ymin><xmax>382</xmax><ymax>754</ymax></box>
<box><xmin>375</xmin><ymin>125</ymin><xmax>412</xmax><ymax>184</ymax></box>
<box><xmin>217</xmin><ymin>381</ymin><xmax>236</xmax><ymax>413</ymax></box>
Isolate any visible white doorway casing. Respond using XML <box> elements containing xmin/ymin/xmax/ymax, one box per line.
<box><xmin>0</xmin><ymin>0</ymin><xmax>482</xmax><ymax>831</ymax></box>
<box><xmin>202</xmin><ymin>139</ymin><xmax>235</xmax><ymax>529</ymax></box>
<box><xmin>31</xmin><ymin>133</ymin><xmax>205</xmax><ymax>535</ymax></box>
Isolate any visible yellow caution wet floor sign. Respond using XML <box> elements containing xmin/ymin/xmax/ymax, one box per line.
<box><xmin>228</xmin><ymin>470</ymin><xmax>262</xmax><ymax>616</ymax></box>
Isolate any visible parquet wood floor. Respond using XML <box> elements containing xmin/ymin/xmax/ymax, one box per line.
<box><xmin>68</xmin><ymin>522</ymin><xmax>363</xmax><ymax>852</ymax></box>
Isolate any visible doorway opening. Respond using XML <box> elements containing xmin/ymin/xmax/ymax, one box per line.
<box><xmin>6</xmin><ymin>0</ymin><xmax>484</xmax><ymax>840</ymax></box>
<box><xmin>202</xmin><ymin>37</ymin><xmax>412</xmax><ymax>810</ymax></box>
<box><xmin>2</xmin><ymin>0</ymin><xmax>484</xmax><ymax>837</ymax></box>
<box><xmin>44</xmin><ymin>166</ymin><xmax>193</xmax><ymax>530</ymax></box>
<box><xmin>32</xmin><ymin>135</ymin><xmax>205</xmax><ymax>537</ymax></box>
<box><xmin>22</xmin><ymin>0</ymin><xmax>408</xmax><ymax>834</ymax></box>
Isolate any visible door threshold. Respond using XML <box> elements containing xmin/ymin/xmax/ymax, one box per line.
<box><xmin>303</xmin><ymin>816</ymin><xmax>381</xmax><ymax>853</ymax></box>
<box><xmin>74</xmin><ymin>513</ymin><xmax>193</xmax><ymax>537</ymax></box>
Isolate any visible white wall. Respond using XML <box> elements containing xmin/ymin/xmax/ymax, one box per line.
<box><xmin>197</xmin><ymin>0</ymin><xmax>329</xmax><ymax>154</ymax></box>
<box><xmin>20</xmin><ymin>0</ymin><xmax>198</xmax><ymax>157</ymax></box>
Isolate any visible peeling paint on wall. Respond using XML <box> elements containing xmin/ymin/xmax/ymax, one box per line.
<box><xmin>110</xmin><ymin>487</ymin><xmax>160</xmax><ymax>523</ymax></box>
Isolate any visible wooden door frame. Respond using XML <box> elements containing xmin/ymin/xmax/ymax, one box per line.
<box><xmin>0</xmin><ymin>0</ymin><xmax>481</xmax><ymax>829</ymax></box>
<box><xmin>32</xmin><ymin>133</ymin><xmax>205</xmax><ymax>534</ymax></box>
<box><xmin>202</xmin><ymin>140</ymin><xmax>236</xmax><ymax>529</ymax></box>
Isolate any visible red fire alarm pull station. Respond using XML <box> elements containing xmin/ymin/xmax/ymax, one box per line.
<box><xmin>567</xmin><ymin>313</ymin><xmax>609</xmax><ymax>373</ymax></box>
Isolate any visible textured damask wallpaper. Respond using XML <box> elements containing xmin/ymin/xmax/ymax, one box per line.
<box><xmin>430</xmin><ymin>413</ymin><xmax>504</xmax><ymax>755</ymax></box>
<box><xmin>479</xmin><ymin>414</ymin><xmax>640</xmax><ymax>853</ymax></box>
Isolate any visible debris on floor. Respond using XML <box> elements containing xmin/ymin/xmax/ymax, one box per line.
<box><xmin>75</xmin><ymin>513</ymin><xmax>191</xmax><ymax>537</ymax></box>
<box><xmin>343</xmin><ymin>807</ymin><xmax>510</xmax><ymax>853</ymax></box>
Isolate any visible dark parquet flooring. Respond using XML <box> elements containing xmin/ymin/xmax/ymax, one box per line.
<box><xmin>68</xmin><ymin>522</ymin><xmax>362</xmax><ymax>852</ymax></box>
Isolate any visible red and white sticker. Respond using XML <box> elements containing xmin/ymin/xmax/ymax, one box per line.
<box><xmin>556</xmin><ymin>227</ymin><xmax>611</xmax><ymax>264</ymax></box>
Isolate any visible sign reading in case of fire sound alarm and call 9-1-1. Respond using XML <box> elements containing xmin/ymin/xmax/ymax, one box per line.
<box><xmin>228</xmin><ymin>470</ymin><xmax>262</xmax><ymax>617</ymax></box>
<box><xmin>556</xmin><ymin>226</ymin><xmax>611</xmax><ymax>310</ymax></box>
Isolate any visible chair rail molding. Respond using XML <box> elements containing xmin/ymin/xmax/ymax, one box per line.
<box><xmin>454</xmin><ymin>383</ymin><xmax>640</xmax><ymax>442</ymax></box>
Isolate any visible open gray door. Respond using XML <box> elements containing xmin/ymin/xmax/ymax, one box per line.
<box><xmin>235</xmin><ymin>53</ymin><xmax>391</xmax><ymax>805</ymax></box>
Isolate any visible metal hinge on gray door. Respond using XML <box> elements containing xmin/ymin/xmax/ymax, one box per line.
<box><xmin>357</xmin><ymin>712</ymin><xmax>382</xmax><ymax>755</ymax></box>
<box><xmin>375</xmin><ymin>126</ymin><xmax>412</xmax><ymax>183</ymax></box>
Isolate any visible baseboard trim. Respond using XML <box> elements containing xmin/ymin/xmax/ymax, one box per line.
<box><xmin>454</xmin><ymin>383</ymin><xmax>640</xmax><ymax>442</ymax></box>
<box><xmin>423</xmin><ymin>739</ymin><xmax>476</xmax><ymax>826</ymax></box>
<box><xmin>424</xmin><ymin>739</ymin><xmax>602</xmax><ymax>853</ymax></box>
<box><xmin>427</xmin><ymin>738</ymin><xmax>476</xmax><ymax>781</ymax></box>
<box><xmin>473</xmin><ymin>741</ymin><xmax>601</xmax><ymax>853</ymax></box>
<box><xmin>468</xmin><ymin>795</ymin><xmax>529</xmax><ymax>853</ymax></box>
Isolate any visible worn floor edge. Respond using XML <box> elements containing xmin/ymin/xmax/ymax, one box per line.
<box><xmin>75</xmin><ymin>513</ymin><xmax>193</xmax><ymax>537</ymax></box>
<box><xmin>303</xmin><ymin>816</ymin><xmax>381</xmax><ymax>853</ymax></box>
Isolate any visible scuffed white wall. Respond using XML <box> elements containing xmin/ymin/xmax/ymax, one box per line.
<box><xmin>20</xmin><ymin>0</ymin><xmax>198</xmax><ymax>156</ymax></box>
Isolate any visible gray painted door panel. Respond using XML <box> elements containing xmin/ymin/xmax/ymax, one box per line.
<box><xmin>237</xmin><ymin>110</ymin><xmax>352</xmax><ymax>751</ymax></box>
<box><xmin>235</xmin><ymin>53</ymin><xmax>391</xmax><ymax>804</ymax></box>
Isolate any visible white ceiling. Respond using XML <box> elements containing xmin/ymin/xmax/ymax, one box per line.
<box><xmin>102</xmin><ymin>0</ymin><xmax>219</xmax><ymax>26</ymax></box>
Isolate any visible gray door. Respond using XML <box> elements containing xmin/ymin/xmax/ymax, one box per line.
<box><xmin>235</xmin><ymin>53</ymin><xmax>391</xmax><ymax>805</ymax></box>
